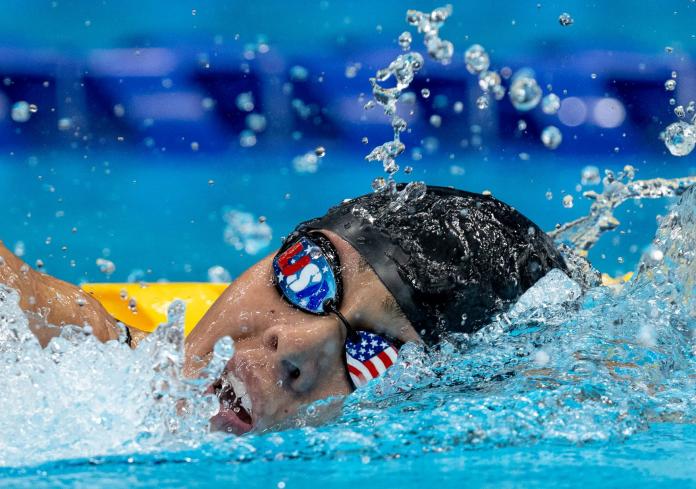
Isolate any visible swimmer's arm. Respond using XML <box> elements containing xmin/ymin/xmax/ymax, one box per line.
<box><xmin>0</xmin><ymin>240</ymin><xmax>122</xmax><ymax>346</ymax></box>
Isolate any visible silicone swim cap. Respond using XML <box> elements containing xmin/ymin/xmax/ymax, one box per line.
<box><xmin>293</xmin><ymin>184</ymin><xmax>567</xmax><ymax>344</ymax></box>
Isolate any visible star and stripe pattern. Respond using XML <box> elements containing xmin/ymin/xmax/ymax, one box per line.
<box><xmin>273</xmin><ymin>236</ymin><xmax>337</xmax><ymax>314</ymax></box>
<box><xmin>345</xmin><ymin>330</ymin><xmax>399</xmax><ymax>388</ymax></box>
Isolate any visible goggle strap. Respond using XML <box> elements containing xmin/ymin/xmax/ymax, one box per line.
<box><xmin>323</xmin><ymin>299</ymin><xmax>360</xmax><ymax>343</ymax></box>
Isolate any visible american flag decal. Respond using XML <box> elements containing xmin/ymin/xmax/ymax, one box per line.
<box><xmin>345</xmin><ymin>330</ymin><xmax>399</xmax><ymax>388</ymax></box>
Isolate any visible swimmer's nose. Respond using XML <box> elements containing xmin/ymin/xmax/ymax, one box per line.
<box><xmin>262</xmin><ymin>323</ymin><xmax>340</xmax><ymax>393</ymax></box>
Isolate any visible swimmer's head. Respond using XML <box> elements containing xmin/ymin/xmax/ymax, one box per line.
<box><xmin>295</xmin><ymin>184</ymin><xmax>567</xmax><ymax>342</ymax></box>
<box><xmin>184</xmin><ymin>185</ymin><xmax>566</xmax><ymax>434</ymax></box>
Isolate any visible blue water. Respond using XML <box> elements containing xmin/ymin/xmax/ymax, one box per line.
<box><xmin>1</xmin><ymin>148</ymin><xmax>692</xmax><ymax>283</ymax></box>
<box><xmin>1</xmin><ymin>423</ymin><xmax>695</xmax><ymax>489</ymax></box>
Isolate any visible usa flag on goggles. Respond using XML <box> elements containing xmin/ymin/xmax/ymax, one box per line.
<box><xmin>273</xmin><ymin>236</ymin><xmax>337</xmax><ymax>314</ymax></box>
<box><xmin>345</xmin><ymin>330</ymin><xmax>399</xmax><ymax>388</ymax></box>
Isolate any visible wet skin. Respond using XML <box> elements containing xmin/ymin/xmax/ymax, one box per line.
<box><xmin>0</xmin><ymin>232</ymin><xmax>421</xmax><ymax>435</ymax></box>
<box><xmin>184</xmin><ymin>230</ymin><xmax>421</xmax><ymax>434</ymax></box>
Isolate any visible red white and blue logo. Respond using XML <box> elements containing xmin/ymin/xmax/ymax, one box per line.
<box><xmin>345</xmin><ymin>330</ymin><xmax>399</xmax><ymax>388</ymax></box>
<box><xmin>273</xmin><ymin>237</ymin><xmax>337</xmax><ymax>314</ymax></box>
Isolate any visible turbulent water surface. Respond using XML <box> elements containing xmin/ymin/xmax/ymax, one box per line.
<box><xmin>0</xmin><ymin>183</ymin><xmax>694</xmax><ymax>487</ymax></box>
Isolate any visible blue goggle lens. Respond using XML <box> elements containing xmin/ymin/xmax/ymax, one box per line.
<box><xmin>273</xmin><ymin>236</ymin><xmax>338</xmax><ymax>314</ymax></box>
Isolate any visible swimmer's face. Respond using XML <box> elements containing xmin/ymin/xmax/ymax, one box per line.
<box><xmin>184</xmin><ymin>230</ymin><xmax>421</xmax><ymax>435</ymax></box>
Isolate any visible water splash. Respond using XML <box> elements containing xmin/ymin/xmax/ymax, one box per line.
<box><xmin>364</xmin><ymin>5</ymin><xmax>453</xmax><ymax>188</ymax></box>
<box><xmin>549</xmin><ymin>169</ymin><xmax>696</xmax><ymax>253</ymax></box>
<box><xmin>0</xmin><ymin>294</ymin><xmax>227</xmax><ymax>467</ymax></box>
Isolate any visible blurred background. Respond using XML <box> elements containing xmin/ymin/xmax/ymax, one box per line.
<box><xmin>0</xmin><ymin>0</ymin><xmax>694</xmax><ymax>284</ymax></box>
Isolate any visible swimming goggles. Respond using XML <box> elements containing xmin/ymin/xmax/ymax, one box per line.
<box><xmin>272</xmin><ymin>231</ymin><xmax>399</xmax><ymax>388</ymax></box>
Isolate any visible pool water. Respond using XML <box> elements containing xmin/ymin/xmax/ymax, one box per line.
<box><xmin>1</xmin><ymin>148</ymin><xmax>695</xmax><ymax>488</ymax></box>
<box><xmin>1</xmin><ymin>148</ymin><xmax>692</xmax><ymax>283</ymax></box>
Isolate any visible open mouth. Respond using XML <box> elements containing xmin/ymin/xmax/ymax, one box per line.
<box><xmin>209</xmin><ymin>372</ymin><xmax>254</xmax><ymax>435</ymax></box>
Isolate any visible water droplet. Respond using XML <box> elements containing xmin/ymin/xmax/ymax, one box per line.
<box><xmin>562</xmin><ymin>195</ymin><xmax>574</xmax><ymax>208</ymax></box>
<box><xmin>429</xmin><ymin>114</ymin><xmax>442</xmax><ymax>127</ymax></box>
<box><xmin>398</xmin><ymin>31</ymin><xmax>412</xmax><ymax>51</ymax></box>
<box><xmin>236</xmin><ymin>92</ymin><xmax>255</xmax><ymax>112</ymax></box>
<box><xmin>96</xmin><ymin>258</ymin><xmax>116</xmax><ymax>275</ymax></box>
<box><xmin>476</xmin><ymin>95</ymin><xmax>489</xmax><ymax>110</ymax></box>
<box><xmin>663</xmin><ymin>121</ymin><xmax>696</xmax><ymax>156</ymax></box>
<box><xmin>371</xmin><ymin>177</ymin><xmax>387</xmax><ymax>191</ymax></box>
<box><xmin>314</xmin><ymin>146</ymin><xmax>326</xmax><ymax>157</ymax></box>
<box><xmin>246</xmin><ymin>113</ymin><xmax>267</xmax><ymax>132</ymax></box>
<box><xmin>590</xmin><ymin>73</ymin><xmax>598</xmax><ymax>79</ymax></box>
<box><xmin>239</xmin><ymin>130</ymin><xmax>257</xmax><ymax>148</ymax></box>
<box><xmin>517</xmin><ymin>120</ymin><xmax>528</xmax><ymax>131</ymax></box>
<box><xmin>464</xmin><ymin>44</ymin><xmax>490</xmax><ymax>74</ymax></box>
<box><xmin>404</xmin><ymin>166</ymin><xmax>413</xmax><ymax>174</ymax></box>
<box><xmin>665</xmin><ymin>46</ymin><xmax>673</xmax><ymax>54</ymax></box>
<box><xmin>509</xmin><ymin>72</ymin><xmax>542</xmax><ymax>111</ymax></box>
<box><xmin>11</xmin><ymin>101</ymin><xmax>31</xmax><ymax>122</ymax></box>
<box><xmin>541</xmin><ymin>93</ymin><xmax>561</xmax><ymax>114</ymax></box>
<box><xmin>558</xmin><ymin>12</ymin><xmax>573</xmax><ymax>26</ymax></box>
<box><xmin>453</xmin><ymin>101</ymin><xmax>464</xmax><ymax>113</ymax></box>
<box><xmin>541</xmin><ymin>125</ymin><xmax>563</xmax><ymax>149</ymax></box>
<box><xmin>190</xmin><ymin>141</ymin><xmax>199</xmax><ymax>151</ymax></box>
<box><xmin>421</xmin><ymin>88</ymin><xmax>431</xmax><ymax>99</ymax></box>
<box><xmin>665</xmin><ymin>79</ymin><xmax>677</xmax><ymax>91</ymax></box>
<box><xmin>289</xmin><ymin>65</ymin><xmax>309</xmax><ymax>82</ymax></box>
<box><xmin>581</xmin><ymin>165</ymin><xmax>601</xmax><ymax>185</ymax></box>
<box><xmin>361</xmin><ymin>136</ymin><xmax>369</xmax><ymax>144</ymax></box>
<box><xmin>545</xmin><ymin>190</ymin><xmax>553</xmax><ymax>200</ymax></box>
<box><xmin>478</xmin><ymin>70</ymin><xmax>501</xmax><ymax>92</ymax></box>
<box><xmin>674</xmin><ymin>105</ymin><xmax>686</xmax><ymax>118</ymax></box>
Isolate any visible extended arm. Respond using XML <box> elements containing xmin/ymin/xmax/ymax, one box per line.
<box><xmin>0</xmin><ymin>240</ymin><xmax>122</xmax><ymax>346</ymax></box>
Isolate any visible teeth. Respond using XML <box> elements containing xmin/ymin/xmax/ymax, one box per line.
<box><xmin>226</xmin><ymin>372</ymin><xmax>253</xmax><ymax>416</ymax></box>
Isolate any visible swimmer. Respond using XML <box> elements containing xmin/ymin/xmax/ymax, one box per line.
<box><xmin>0</xmin><ymin>185</ymin><xmax>566</xmax><ymax>434</ymax></box>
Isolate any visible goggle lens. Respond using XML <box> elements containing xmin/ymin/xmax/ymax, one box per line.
<box><xmin>273</xmin><ymin>233</ymin><xmax>399</xmax><ymax>389</ymax></box>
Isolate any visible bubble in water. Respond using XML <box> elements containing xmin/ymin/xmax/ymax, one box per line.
<box><xmin>476</xmin><ymin>95</ymin><xmax>489</xmax><ymax>110</ymax></box>
<box><xmin>541</xmin><ymin>125</ymin><xmax>563</xmax><ymax>149</ymax></box>
<box><xmin>11</xmin><ymin>101</ymin><xmax>31</xmax><ymax>122</ymax></box>
<box><xmin>663</xmin><ymin>121</ymin><xmax>696</xmax><ymax>156</ymax></box>
<box><xmin>562</xmin><ymin>194</ymin><xmax>574</xmax><ymax>208</ymax></box>
<box><xmin>665</xmin><ymin>79</ymin><xmax>677</xmax><ymax>91</ymax></box>
<box><xmin>509</xmin><ymin>72</ymin><xmax>542</xmax><ymax>111</ymax></box>
<box><xmin>314</xmin><ymin>146</ymin><xmax>326</xmax><ymax>157</ymax></box>
<box><xmin>96</xmin><ymin>258</ymin><xmax>116</xmax><ymax>275</ymax></box>
<box><xmin>207</xmin><ymin>265</ymin><xmax>231</xmax><ymax>283</ymax></box>
<box><xmin>541</xmin><ymin>93</ymin><xmax>561</xmax><ymax>114</ymax></box>
<box><xmin>421</xmin><ymin>88</ymin><xmax>431</xmax><ymax>99</ymax></box>
<box><xmin>581</xmin><ymin>165</ymin><xmax>601</xmax><ymax>185</ymax></box>
<box><xmin>398</xmin><ymin>31</ymin><xmax>412</xmax><ymax>51</ymax></box>
<box><xmin>464</xmin><ymin>44</ymin><xmax>490</xmax><ymax>74</ymax></box>
<box><xmin>558</xmin><ymin>12</ymin><xmax>573</xmax><ymax>26</ymax></box>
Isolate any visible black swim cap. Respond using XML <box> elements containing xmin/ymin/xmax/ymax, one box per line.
<box><xmin>294</xmin><ymin>184</ymin><xmax>567</xmax><ymax>344</ymax></box>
